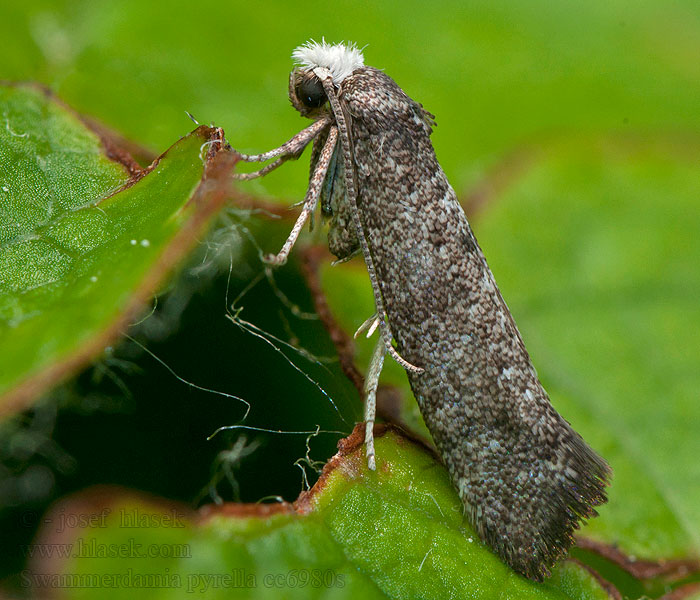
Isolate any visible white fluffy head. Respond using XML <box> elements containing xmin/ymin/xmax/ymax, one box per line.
<box><xmin>292</xmin><ymin>39</ymin><xmax>364</xmax><ymax>85</ymax></box>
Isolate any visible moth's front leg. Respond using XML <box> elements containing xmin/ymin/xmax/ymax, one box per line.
<box><xmin>264</xmin><ymin>127</ymin><xmax>338</xmax><ymax>265</ymax></box>
<box><xmin>231</xmin><ymin>117</ymin><xmax>331</xmax><ymax>181</ymax></box>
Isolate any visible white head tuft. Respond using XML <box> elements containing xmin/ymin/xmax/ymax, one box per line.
<box><xmin>292</xmin><ymin>39</ymin><xmax>365</xmax><ymax>85</ymax></box>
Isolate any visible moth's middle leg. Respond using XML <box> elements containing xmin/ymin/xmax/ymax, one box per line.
<box><xmin>363</xmin><ymin>338</ymin><xmax>387</xmax><ymax>471</ymax></box>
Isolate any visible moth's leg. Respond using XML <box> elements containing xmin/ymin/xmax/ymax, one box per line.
<box><xmin>233</xmin><ymin>155</ymin><xmax>292</xmax><ymax>181</ymax></box>
<box><xmin>376</xmin><ymin>306</ymin><xmax>422</xmax><ymax>372</ymax></box>
<box><xmin>264</xmin><ymin>126</ymin><xmax>339</xmax><ymax>265</ymax></box>
<box><xmin>364</xmin><ymin>339</ymin><xmax>386</xmax><ymax>471</ymax></box>
<box><xmin>354</xmin><ymin>314</ymin><xmax>380</xmax><ymax>339</ymax></box>
<box><xmin>232</xmin><ymin>116</ymin><xmax>331</xmax><ymax>180</ymax></box>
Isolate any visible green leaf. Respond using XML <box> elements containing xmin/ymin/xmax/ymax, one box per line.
<box><xmin>0</xmin><ymin>83</ymin><xmax>235</xmax><ymax>416</ymax></box>
<box><xmin>29</xmin><ymin>429</ymin><xmax>613</xmax><ymax>599</ymax></box>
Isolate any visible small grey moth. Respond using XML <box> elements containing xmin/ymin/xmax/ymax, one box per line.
<box><xmin>231</xmin><ymin>40</ymin><xmax>611</xmax><ymax>581</ymax></box>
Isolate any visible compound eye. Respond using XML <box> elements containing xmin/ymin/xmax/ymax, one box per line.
<box><xmin>296</xmin><ymin>76</ymin><xmax>327</xmax><ymax>108</ymax></box>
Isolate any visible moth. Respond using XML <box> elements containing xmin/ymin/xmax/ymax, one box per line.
<box><xmin>232</xmin><ymin>40</ymin><xmax>611</xmax><ymax>581</ymax></box>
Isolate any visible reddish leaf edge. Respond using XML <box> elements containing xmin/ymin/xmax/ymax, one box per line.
<box><xmin>0</xmin><ymin>85</ymin><xmax>240</xmax><ymax>419</ymax></box>
<box><xmin>576</xmin><ymin>538</ymin><xmax>700</xmax><ymax>583</ymax></box>
<box><xmin>27</xmin><ymin>486</ymin><xmax>196</xmax><ymax>583</ymax></box>
<box><xmin>31</xmin><ymin>425</ymin><xmax>624</xmax><ymax>598</ymax></box>
<box><xmin>658</xmin><ymin>582</ymin><xmax>700</xmax><ymax>600</ymax></box>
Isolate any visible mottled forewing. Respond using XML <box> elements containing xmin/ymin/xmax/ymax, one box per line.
<box><xmin>338</xmin><ymin>67</ymin><xmax>610</xmax><ymax>580</ymax></box>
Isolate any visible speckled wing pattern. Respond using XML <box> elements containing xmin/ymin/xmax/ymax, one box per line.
<box><xmin>331</xmin><ymin>67</ymin><xmax>611</xmax><ymax>581</ymax></box>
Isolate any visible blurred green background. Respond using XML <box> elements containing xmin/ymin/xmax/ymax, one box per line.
<box><xmin>1</xmin><ymin>0</ymin><xmax>699</xmax><ymax>597</ymax></box>
<box><xmin>5</xmin><ymin>0</ymin><xmax>699</xmax><ymax>196</ymax></box>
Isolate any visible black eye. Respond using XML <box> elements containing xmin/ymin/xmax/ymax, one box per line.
<box><xmin>296</xmin><ymin>76</ymin><xmax>327</xmax><ymax>108</ymax></box>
